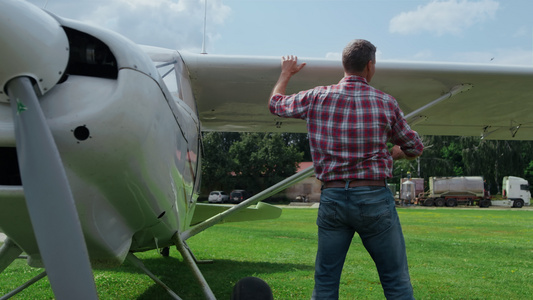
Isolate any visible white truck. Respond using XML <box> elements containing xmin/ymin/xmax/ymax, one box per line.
<box><xmin>491</xmin><ymin>176</ymin><xmax>531</xmax><ymax>208</ymax></box>
<box><xmin>418</xmin><ymin>176</ymin><xmax>530</xmax><ymax>208</ymax></box>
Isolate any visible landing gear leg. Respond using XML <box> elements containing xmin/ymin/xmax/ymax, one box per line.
<box><xmin>0</xmin><ymin>238</ymin><xmax>22</xmax><ymax>273</ymax></box>
<box><xmin>184</xmin><ymin>241</ymin><xmax>213</xmax><ymax>264</ymax></box>
<box><xmin>172</xmin><ymin>232</ymin><xmax>216</xmax><ymax>300</ymax></box>
<box><xmin>127</xmin><ymin>253</ymin><xmax>182</xmax><ymax>300</ymax></box>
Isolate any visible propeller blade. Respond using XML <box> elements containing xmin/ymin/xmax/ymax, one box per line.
<box><xmin>7</xmin><ymin>77</ymin><xmax>98</xmax><ymax>299</ymax></box>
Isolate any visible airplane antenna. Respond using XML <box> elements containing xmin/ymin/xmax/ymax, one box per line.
<box><xmin>201</xmin><ymin>0</ymin><xmax>207</xmax><ymax>54</ymax></box>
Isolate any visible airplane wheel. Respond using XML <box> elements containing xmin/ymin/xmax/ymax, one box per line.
<box><xmin>231</xmin><ymin>277</ymin><xmax>273</xmax><ymax>300</ymax></box>
<box><xmin>160</xmin><ymin>247</ymin><xmax>170</xmax><ymax>257</ymax></box>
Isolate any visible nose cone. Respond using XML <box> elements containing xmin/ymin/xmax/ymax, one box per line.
<box><xmin>0</xmin><ymin>0</ymin><xmax>69</xmax><ymax>103</ymax></box>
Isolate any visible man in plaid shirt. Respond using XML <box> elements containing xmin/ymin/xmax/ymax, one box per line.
<box><xmin>269</xmin><ymin>39</ymin><xmax>423</xmax><ymax>300</ymax></box>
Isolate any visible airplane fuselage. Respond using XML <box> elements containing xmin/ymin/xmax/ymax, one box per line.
<box><xmin>0</xmin><ymin>9</ymin><xmax>201</xmax><ymax>267</ymax></box>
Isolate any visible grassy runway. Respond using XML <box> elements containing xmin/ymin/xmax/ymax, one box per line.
<box><xmin>1</xmin><ymin>206</ymin><xmax>532</xmax><ymax>299</ymax></box>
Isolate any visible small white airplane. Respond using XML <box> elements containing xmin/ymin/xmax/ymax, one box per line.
<box><xmin>1</xmin><ymin>0</ymin><xmax>533</xmax><ymax>299</ymax></box>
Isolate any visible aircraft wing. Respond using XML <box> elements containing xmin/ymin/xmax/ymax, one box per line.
<box><xmin>181</xmin><ymin>53</ymin><xmax>533</xmax><ymax>140</ymax></box>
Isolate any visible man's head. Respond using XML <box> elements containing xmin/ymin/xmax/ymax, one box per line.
<box><xmin>342</xmin><ymin>39</ymin><xmax>376</xmax><ymax>82</ymax></box>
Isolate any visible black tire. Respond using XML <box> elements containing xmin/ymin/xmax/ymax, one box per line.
<box><xmin>424</xmin><ymin>198</ymin><xmax>434</xmax><ymax>206</ymax></box>
<box><xmin>445</xmin><ymin>198</ymin><xmax>457</xmax><ymax>207</ymax></box>
<box><xmin>231</xmin><ymin>277</ymin><xmax>273</xmax><ymax>300</ymax></box>
<box><xmin>479</xmin><ymin>199</ymin><xmax>491</xmax><ymax>208</ymax></box>
<box><xmin>513</xmin><ymin>199</ymin><xmax>524</xmax><ymax>208</ymax></box>
<box><xmin>160</xmin><ymin>247</ymin><xmax>170</xmax><ymax>257</ymax></box>
<box><xmin>435</xmin><ymin>198</ymin><xmax>445</xmax><ymax>207</ymax></box>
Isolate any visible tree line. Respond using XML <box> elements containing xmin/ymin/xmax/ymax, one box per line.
<box><xmin>201</xmin><ymin>132</ymin><xmax>533</xmax><ymax>196</ymax></box>
<box><xmin>201</xmin><ymin>132</ymin><xmax>305</xmax><ymax>196</ymax></box>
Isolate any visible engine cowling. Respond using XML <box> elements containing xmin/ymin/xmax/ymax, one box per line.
<box><xmin>0</xmin><ymin>0</ymin><xmax>69</xmax><ymax>103</ymax></box>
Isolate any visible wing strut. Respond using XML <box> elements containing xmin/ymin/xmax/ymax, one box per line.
<box><xmin>181</xmin><ymin>166</ymin><xmax>314</xmax><ymax>240</ymax></box>
<box><xmin>405</xmin><ymin>83</ymin><xmax>473</xmax><ymax>125</ymax></box>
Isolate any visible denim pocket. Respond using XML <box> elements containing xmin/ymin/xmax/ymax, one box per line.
<box><xmin>358</xmin><ymin>194</ymin><xmax>392</xmax><ymax>235</ymax></box>
<box><xmin>316</xmin><ymin>200</ymin><xmax>339</xmax><ymax>229</ymax></box>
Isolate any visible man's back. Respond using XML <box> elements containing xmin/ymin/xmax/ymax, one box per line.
<box><xmin>270</xmin><ymin>75</ymin><xmax>422</xmax><ymax>182</ymax></box>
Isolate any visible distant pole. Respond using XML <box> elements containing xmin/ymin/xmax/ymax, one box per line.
<box><xmin>201</xmin><ymin>0</ymin><xmax>207</xmax><ymax>54</ymax></box>
<box><xmin>417</xmin><ymin>156</ymin><xmax>420</xmax><ymax>177</ymax></box>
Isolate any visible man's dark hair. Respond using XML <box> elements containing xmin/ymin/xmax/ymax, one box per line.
<box><xmin>342</xmin><ymin>39</ymin><xmax>376</xmax><ymax>73</ymax></box>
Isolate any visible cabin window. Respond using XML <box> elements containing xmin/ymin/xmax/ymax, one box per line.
<box><xmin>154</xmin><ymin>56</ymin><xmax>197</xmax><ymax>115</ymax></box>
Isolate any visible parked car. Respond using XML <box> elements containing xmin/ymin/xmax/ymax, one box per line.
<box><xmin>230</xmin><ymin>189</ymin><xmax>251</xmax><ymax>204</ymax></box>
<box><xmin>208</xmin><ymin>191</ymin><xmax>229</xmax><ymax>203</ymax></box>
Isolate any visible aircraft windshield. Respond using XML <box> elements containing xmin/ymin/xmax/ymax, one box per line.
<box><xmin>143</xmin><ymin>46</ymin><xmax>197</xmax><ymax>115</ymax></box>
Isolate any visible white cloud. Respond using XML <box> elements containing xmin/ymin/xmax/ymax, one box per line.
<box><xmin>325</xmin><ymin>52</ymin><xmax>341</xmax><ymax>60</ymax></box>
<box><xmin>89</xmin><ymin>0</ymin><xmax>231</xmax><ymax>52</ymax></box>
<box><xmin>28</xmin><ymin>0</ymin><xmax>231</xmax><ymax>52</ymax></box>
<box><xmin>389</xmin><ymin>0</ymin><xmax>499</xmax><ymax>36</ymax></box>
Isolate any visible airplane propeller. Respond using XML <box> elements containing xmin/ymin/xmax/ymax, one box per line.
<box><xmin>1</xmin><ymin>1</ymin><xmax>98</xmax><ymax>298</ymax></box>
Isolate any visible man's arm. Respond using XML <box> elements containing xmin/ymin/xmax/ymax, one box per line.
<box><xmin>391</xmin><ymin>145</ymin><xmax>422</xmax><ymax>161</ymax></box>
<box><xmin>269</xmin><ymin>55</ymin><xmax>306</xmax><ymax>100</ymax></box>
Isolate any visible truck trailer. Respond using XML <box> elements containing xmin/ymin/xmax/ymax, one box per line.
<box><xmin>419</xmin><ymin>176</ymin><xmax>490</xmax><ymax>207</ymax></box>
<box><xmin>418</xmin><ymin>176</ymin><xmax>530</xmax><ymax>208</ymax></box>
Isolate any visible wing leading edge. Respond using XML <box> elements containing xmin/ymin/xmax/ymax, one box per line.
<box><xmin>181</xmin><ymin>52</ymin><xmax>533</xmax><ymax>140</ymax></box>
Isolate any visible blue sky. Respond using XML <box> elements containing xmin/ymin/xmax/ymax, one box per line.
<box><xmin>27</xmin><ymin>0</ymin><xmax>533</xmax><ymax>65</ymax></box>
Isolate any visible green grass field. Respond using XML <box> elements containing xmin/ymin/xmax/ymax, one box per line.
<box><xmin>1</xmin><ymin>207</ymin><xmax>532</xmax><ymax>299</ymax></box>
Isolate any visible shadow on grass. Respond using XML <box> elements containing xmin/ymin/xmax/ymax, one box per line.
<box><xmin>103</xmin><ymin>255</ymin><xmax>313</xmax><ymax>299</ymax></box>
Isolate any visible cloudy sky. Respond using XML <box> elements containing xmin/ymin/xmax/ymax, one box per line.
<box><xmin>27</xmin><ymin>0</ymin><xmax>533</xmax><ymax>65</ymax></box>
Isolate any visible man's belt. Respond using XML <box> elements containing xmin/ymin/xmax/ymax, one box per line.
<box><xmin>323</xmin><ymin>179</ymin><xmax>386</xmax><ymax>189</ymax></box>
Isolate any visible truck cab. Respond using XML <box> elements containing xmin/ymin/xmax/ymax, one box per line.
<box><xmin>499</xmin><ymin>176</ymin><xmax>531</xmax><ymax>208</ymax></box>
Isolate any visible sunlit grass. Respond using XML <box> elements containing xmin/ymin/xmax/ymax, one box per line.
<box><xmin>1</xmin><ymin>207</ymin><xmax>532</xmax><ymax>299</ymax></box>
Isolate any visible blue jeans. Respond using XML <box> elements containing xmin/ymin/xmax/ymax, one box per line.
<box><xmin>311</xmin><ymin>185</ymin><xmax>414</xmax><ymax>300</ymax></box>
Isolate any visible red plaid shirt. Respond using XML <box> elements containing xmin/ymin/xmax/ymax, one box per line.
<box><xmin>269</xmin><ymin>75</ymin><xmax>423</xmax><ymax>182</ymax></box>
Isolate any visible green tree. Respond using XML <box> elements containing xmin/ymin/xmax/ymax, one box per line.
<box><xmin>200</xmin><ymin>132</ymin><xmax>240</xmax><ymax>192</ymax></box>
<box><xmin>524</xmin><ymin>160</ymin><xmax>533</xmax><ymax>186</ymax></box>
<box><xmin>441</xmin><ymin>139</ymin><xmax>465</xmax><ymax>176</ymax></box>
<box><xmin>415</xmin><ymin>136</ymin><xmax>457</xmax><ymax>178</ymax></box>
<box><xmin>462</xmin><ymin>139</ymin><xmax>533</xmax><ymax>194</ymax></box>
<box><xmin>229</xmin><ymin>133</ymin><xmax>304</xmax><ymax>193</ymax></box>
<box><xmin>280</xmin><ymin>133</ymin><xmax>311</xmax><ymax>161</ymax></box>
